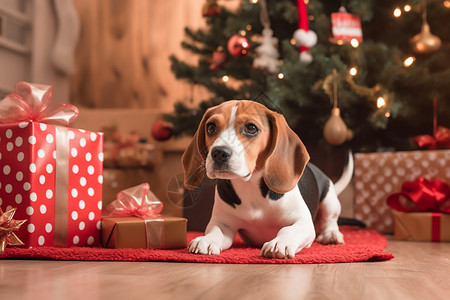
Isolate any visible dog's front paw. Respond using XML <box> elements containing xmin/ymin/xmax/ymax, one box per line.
<box><xmin>188</xmin><ymin>236</ymin><xmax>222</xmax><ymax>255</ymax></box>
<box><xmin>260</xmin><ymin>239</ymin><xmax>298</xmax><ymax>259</ymax></box>
<box><xmin>316</xmin><ymin>229</ymin><xmax>344</xmax><ymax>245</ymax></box>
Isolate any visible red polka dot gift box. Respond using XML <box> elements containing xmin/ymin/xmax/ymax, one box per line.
<box><xmin>0</xmin><ymin>82</ymin><xmax>103</xmax><ymax>248</ymax></box>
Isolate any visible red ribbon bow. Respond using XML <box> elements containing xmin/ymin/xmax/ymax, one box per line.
<box><xmin>0</xmin><ymin>81</ymin><xmax>79</xmax><ymax>126</ymax></box>
<box><xmin>414</xmin><ymin>126</ymin><xmax>450</xmax><ymax>150</ymax></box>
<box><xmin>387</xmin><ymin>177</ymin><xmax>450</xmax><ymax>213</ymax></box>
<box><xmin>107</xmin><ymin>183</ymin><xmax>163</xmax><ymax>219</ymax></box>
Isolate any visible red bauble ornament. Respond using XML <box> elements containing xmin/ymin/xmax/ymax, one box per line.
<box><xmin>202</xmin><ymin>0</ymin><xmax>221</xmax><ymax>17</ymax></box>
<box><xmin>227</xmin><ymin>34</ymin><xmax>251</xmax><ymax>57</ymax></box>
<box><xmin>151</xmin><ymin>120</ymin><xmax>173</xmax><ymax>141</ymax></box>
<box><xmin>209</xmin><ymin>50</ymin><xmax>227</xmax><ymax>70</ymax></box>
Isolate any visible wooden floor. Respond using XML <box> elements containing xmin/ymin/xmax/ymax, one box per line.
<box><xmin>1</xmin><ymin>238</ymin><xmax>449</xmax><ymax>300</ymax></box>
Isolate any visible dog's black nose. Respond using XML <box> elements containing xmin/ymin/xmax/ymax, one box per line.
<box><xmin>211</xmin><ymin>146</ymin><xmax>232</xmax><ymax>166</ymax></box>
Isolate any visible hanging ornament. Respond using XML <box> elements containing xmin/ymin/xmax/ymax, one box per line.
<box><xmin>227</xmin><ymin>34</ymin><xmax>251</xmax><ymax>57</ymax></box>
<box><xmin>292</xmin><ymin>0</ymin><xmax>317</xmax><ymax>63</ymax></box>
<box><xmin>202</xmin><ymin>0</ymin><xmax>221</xmax><ymax>17</ymax></box>
<box><xmin>322</xmin><ymin>70</ymin><xmax>353</xmax><ymax>145</ymax></box>
<box><xmin>151</xmin><ymin>120</ymin><xmax>173</xmax><ymax>141</ymax></box>
<box><xmin>329</xmin><ymin>7</ymin><xmax>363</xmax><ymax>45</ymax></box>
<box><xmin>410</xmin><ymin>0</ymin><xmax>441</xmax><ymax>53</ymax></box>
<box><xmin>253</xmin><ymin>0</ymin><xmax>279</xmax><ymax>73</ymax></box>
<box><xmin>209</xmin><ymin>46</ymin><xmax>227</xmax><ymax>70</ymax></box>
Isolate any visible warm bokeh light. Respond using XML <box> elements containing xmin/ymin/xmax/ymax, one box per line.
<box><xmin>349</xmin><ymin>67</ymin><xmax>358</xmax><ymax>76</ymax></box>
<box><xmin>246</xmin><ymin>24</ymin><xmax>252</xmax><ymax>31</ymax></box>
<box><xmin>290</xmin><ymin>38</ymin><xmax>296</xmax><ymax>45</ymax></box>
<box><xmin>350</xmin><ymin>39</ymin><xmax>359</xmax><ymax>48</ymax></box>
<box><xmin>336</xmin><ymin>40</ymin><xmax>344</xmax><ymax>45</ymax></box>
<box><xmin>444</xmin><ymin>1</ymin><xmax>450</xmax><ymax>8</ymax></box>
<box><xmin>239</xmin><ymin>30</ymin><xmax>247</xmax><ymax>36</ymax></box>
<box><xmin>393</xmin><ymin>8</ymin><xmax>402</xmax><ymax>17</ymax></box>
<box><xmin>404</xmin><ymin>5</ymin><xmax>411</xmax><ymax>12</ymax></box>
<box><xmin>277</xmin><ymin>73</ymin><xmax>285</xmax><ymax>79</ymax></box>
<box><xmin>404</xmin><ymin>56</ymin><xmax>416</xmax><ymax>67</ymax></box>
<box><xmin>385</xmin><ymin>111</ymin><xmax>391</xmax><ymax>118</ymax></box>
<box><xmin>222</xmin><ymin>75</ymin><xmax>229</xmax><ymax>82</ymax></box>
<box><xmin>377</xmin><ymin>97</ymin><xmax>386</xmax><ymax>108</ymax></box>
<box><xmin>249</xmin><ymin>0</ymin><xmax>259</xmax><ymax>4</ymax></box>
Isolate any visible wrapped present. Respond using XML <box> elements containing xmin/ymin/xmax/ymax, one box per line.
<box><xmin>102</xmin><ymin>168</ymin><xmax>183</xmax><ymax>218</ymax></box>
<box><xmin>101</xmin><ymin>183</ymin><xmax>187</xmax><ymax>249</ymax></box>
<box><xmin>387</xmin><ymin>177</ymin><xmax>450</xmax><ymax>242</ymax></box>
<box><xmin>0</xmin><ymin>82</ymin><xmax>103</xmax><ymax>247</ymax></box>
<box><xmin>102</xmin><ymin>129</ymin><xmax>161</xmax><ymax>169</ymax></box>
<box><xmin>354</xmin><ymin>150</ymin><xmax>450</xmax><ymax>233</ymax></box>
<box><xmin>391</xmin><ymin>211</ymin><xmax>450</xmax><ymax>242</ymax></box>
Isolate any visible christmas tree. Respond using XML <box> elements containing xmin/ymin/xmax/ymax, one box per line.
<box><xmin>168</xmin><ymin>0</ymin><xmax>450</xmax><ymax>152</ymax></box>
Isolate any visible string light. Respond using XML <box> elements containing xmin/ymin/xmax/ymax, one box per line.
<box><xmin>385</xmin><ymin>111</ymin><xmax>391</xmax><ymax>118</ymax></box>
<box><xmin>377</xmin><ymin>97</ymin><xmax>386</xmax><ymax>108</ymax></box>
<box><xmin>350</xmin><ymin>39</ymin><xmax>359</xmax><ymax>48</ymax></box>
<box><xmin>277</xmin><ymin>73</ymin><xmax>284</xmax><ymax>79</ymax></box>
<box><xmin>290</xmin><ymin>38</ymin><xmax>296</xmax><ymax>45</ymax></box>
<box><xmin>222</xmin><ymin>75</ymin><xmax>229</xmax><ymax>82</ymax></box>
<box><xmin>239</xmin><ymin>30</ymin><xmax>247</xmax><ymax>36</ymax></box>
<box><xmin>349</xmin><ymin>67</ymin><xmax>358</xmax><ymax>76</ymax></box>
<box><xmin>336</xmin><ymin>40</ymin><xmax>344</xmax><ymax>45</ymax></box>
<box><xmin>444</xmin><ymin>1</ymin><xmax>450</xmax><ymax>8</ymax></box>
<box><xmin>249</xmin><ymin>0</ymin><xmax>259</xmax><ymax>4</ymax></box>
<box><xmin>246</xmin><ymin>24</ymin><xmax>252</xmax><ymax>31</ymax></box>
<box><xmin>393</xmin><ymin>8</ymin><xmax>402</xmax><ymax>17</ymax></box>
<box><xmin>404</xmin><ymin>56</ymin><xmax>416</xmax><ymax>67</ymax></box>
<box><xmin>404</xmin><ymin>5</ymin><xmax>411</xmax><ymax>12</ymax></box>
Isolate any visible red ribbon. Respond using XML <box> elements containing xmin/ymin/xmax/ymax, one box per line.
<box><xmin>431</xmin><ymin>213</ymin><xmax>441</xmax><ymax>242</ymax></box>
<box><xmin>414</xmin><ymin>126</ymin><xmax>450</xmax><ymax>150</ymax></box>
<box><xmin>107</xmin><ymin>183</ymin><xmax>163</xmax><ymax>219</ymax></box>
<box><xmin>0</xmin><ymin>81</ymin><xmax>79</xmax><ymax>126</ymax></box>
<box><xmin>387</xmin><ymin>177</ymin><xmax>450</xmax><ymax>213</ymax></box>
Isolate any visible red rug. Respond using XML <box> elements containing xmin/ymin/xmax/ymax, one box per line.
<box><xmin>0</xmin><ymin>226</ymin><xmax>393</xmax><ymax>264</ymax></box>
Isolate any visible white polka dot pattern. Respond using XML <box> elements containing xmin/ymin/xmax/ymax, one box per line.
<box><xmin>354</xmin><ymin>150</ymin><xmax>450</xmax><ymax>233</ymax></box>
<box><xmin>0</xmin><ymin>122</ymin><xmax>104</xmax><ymax>247</ymax></box>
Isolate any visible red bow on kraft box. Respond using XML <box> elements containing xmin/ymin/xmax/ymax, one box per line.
<box><xmin>102</xmin><ymin>183</ymin><xmax>187</xmax><ymax>249</ymax></box>
<box><xmin>0</xmin><ymin>82</ymin><xmax>104</xmax><ymax>248</ymax></box>
<box><xmin>387</xmin><ymin>177</ymin><xmax>450</xmax><ymax>213</ymax></box>
<box><xmin>387</xmin><ymin>177</ymin><xmax>450</xmax><ymax>242</ymax></box>
<box><xmin>106</xmin><ymin>183</ymin><xmax>163</xmax><ymax>218</ymax></box>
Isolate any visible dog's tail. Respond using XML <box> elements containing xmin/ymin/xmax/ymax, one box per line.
<box><xmin>334</xmin><ymin>151</ymin><xmax>354</xmax><ymax>195</ymax></box>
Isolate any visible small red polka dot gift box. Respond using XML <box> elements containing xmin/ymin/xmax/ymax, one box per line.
<box><xmin>0</xmin><ymin>82</ymin><xmax>103</xmax><ymax>248</ymax></box>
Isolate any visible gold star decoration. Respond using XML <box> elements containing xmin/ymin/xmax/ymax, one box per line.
<box><xmin>0</xmin><ymin>207</ymin><xmax>27</xmax><ymax>254</ymax></box>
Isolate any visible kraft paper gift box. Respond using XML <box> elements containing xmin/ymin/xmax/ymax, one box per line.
<box><xmin>101</xmin><ymin>216</ymin><xmax>187</xmax><ymax>249</ymax></box>
<box><xmin>353</xmin><ymin>150</ymin><xmax>450</xmax><ymax>233</ymax></box>
<box><xmin>0</xmin><ymin>82</ymin><xmax>103</xmax><ymax>247</ymax></box>
<box><xmin>101</xmin><ymin>183</ymin><xmax>187</xmax><ymax>249</ymax></box>
<box><xmin>392</xmin><ymin>211</ymin><xmax>450</xmax><ymax>242</ymax></box>
<box><xmin>387</xmin><ymin>177</ymin><xmax>450</xmax><ymax>242</ymax></box>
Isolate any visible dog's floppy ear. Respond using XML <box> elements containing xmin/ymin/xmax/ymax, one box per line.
<box><xmin>182</xmin><ymin>110</ymin><xmax>211</xmax><ymax>190</ymax></box>
<box><xmin>263</xmin><ymin>112</ymin><xmax>310</xmax><ymax>194</ymax></box>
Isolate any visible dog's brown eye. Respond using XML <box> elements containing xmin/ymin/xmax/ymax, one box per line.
<box><xmin>206</xmin><ymin>122</ymin><xmax>217</xmax><ymax>136</ymax></box>
<box><xmin>243</xmin><ymin>123</ymin><xmax>259</xmax><ymax>136</ymax></box>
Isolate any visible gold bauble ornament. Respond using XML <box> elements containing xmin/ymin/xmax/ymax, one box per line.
<box><xmin>410</xmin><ymin>23</ymin><xmax>442</xmax><ymax>53</ymax></box>
<box><xmin>323</xmin><ymin>108</ymin><xmax>353</xmax><ymax>145</ymax></box>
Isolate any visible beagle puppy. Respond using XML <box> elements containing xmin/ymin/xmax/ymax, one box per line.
<box><xmin>182</xmin><ymin>100</ymin><xmax>352</xmax><ymax>259</ymax></box>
